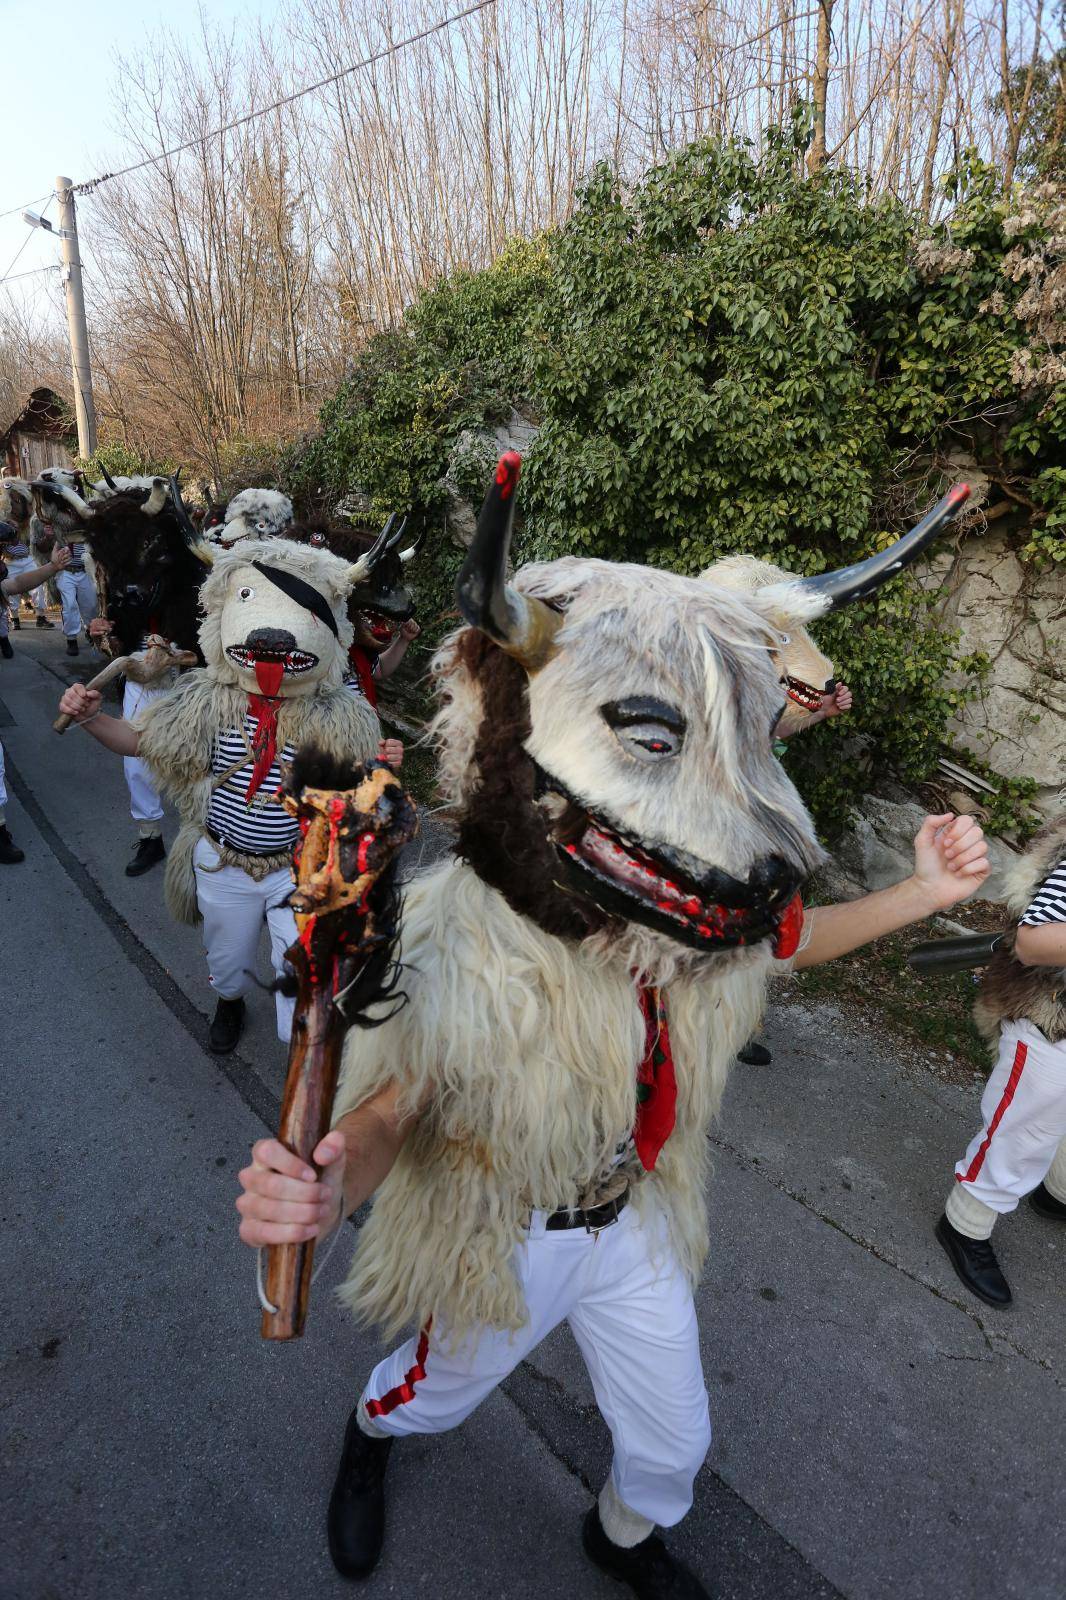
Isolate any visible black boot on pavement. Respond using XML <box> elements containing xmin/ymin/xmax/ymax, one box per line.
<box><xmin>935</xmin><ymin>1214</ymin><xmax>1012</xmax><ymax>1308</ymax></box>
<box><xmin>582</xmin><ymin>1506</ymin><xmax>712</xmax><ymax>1599</ymax></box>
<box><xmin>36</xmin><ymin>615</ymin><xmax>54</xmax><ymax>628</ymax></box>
<box><xmin>737</xmin><ymin>1040</ymin><xmax>772</xmax><ymax>1066</ymax></box>
<box><xmin>208</xmin><ymin>996</ymin><xmax>245</xmax><ymax>1055</ymax></box>
<box><xmin>11</xmin><ymin>613</ymin><xmax>19</xmax><ymax>630</ymax></box>
<box><xmin>126</xmin><ymin>835</ymin><xmax>166</xmax><ymax>877</ymax></box>
<box><xmin>66</xmin><ymin>637</ymin><xmax>79</xmax><ymax>656</ymax></box>
<box><xmin>0</xmin><ymin>637</ymin><xmax>12</xmax><ymax>659</ymax></box>
<box><xmin>0</xmin><ymin>826</ymin><xmax>25</xmax><ymax>865</ymax></box>
<box><xmin>327</xmin><ymin>1407</ymin><xmax>392</xmax><ymax>1581</ymax></box>
<box><xmin>1028</xmin><ymin>1182</ymin><xmax>1066</xmax><ymax>1222</ymax></box>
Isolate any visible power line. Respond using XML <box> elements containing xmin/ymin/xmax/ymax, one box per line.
<box><xmin>74</xmin><ymin>0</ymin><xmax>499</xmax><ymax>196</ymax></box>
<box><xmin>0</xmin><ymin>264</ymin><xmax>60</xmax><ymax>287</ymax></box>
<box><xmin>0</xmin><ymin>190</ymin><xmax>52</xmax><ymax>222</ymax></box>
<box><xmin>0</xmin><ymin>193</ymin><xmax>55</xmax><ymax>290</ymax></box>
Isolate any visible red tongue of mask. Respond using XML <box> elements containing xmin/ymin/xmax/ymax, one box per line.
<box><xmin>772</xmin><ymin>893</ymin><xmax>805</xmax><ymax>960</ymax></box>
<box><xmin>253</xmin><ymin>658</ymin><xmax>285</xmax><ymax>697</ymax></box>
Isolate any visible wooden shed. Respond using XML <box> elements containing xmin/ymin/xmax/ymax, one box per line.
<box><xmin>0</xmin><ymin>387</ymin><xmax>75</xmax><ymax>478</ymax></box>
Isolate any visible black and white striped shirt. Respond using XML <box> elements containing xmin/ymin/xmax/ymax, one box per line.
<box><xmin>206</xmin><ymin>716</ymin><xmax>298</xmax><ymax>855</ymax></box>
<box><xmin>1020</xmin><ymin>859</ymin><xmax>1066</xmax><ymax>927</ymax></box>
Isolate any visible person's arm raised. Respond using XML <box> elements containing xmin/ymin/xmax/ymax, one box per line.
<box><xmin>794</xmin><ymin>814</ymin><xmax>990</xmax><ymax>971</ymax></box>
<box><xmin>56</xmin><ymin>683</ymin><xmax>141</xmax><ymax>756</ymax></box>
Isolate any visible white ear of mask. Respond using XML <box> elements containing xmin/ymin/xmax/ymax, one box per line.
<box><xmin>215</xmin><ymin>489</ymin><xmax>294</xmax><ymax>546</ymax></box>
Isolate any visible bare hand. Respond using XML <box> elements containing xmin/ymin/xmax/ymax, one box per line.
<box><xmin>822</xmin><ymin>683</ymin><xmax>853</xmax><ymax>718</ymax></box>
<box><xmin>58</xmin><ymin>683</ymin><xmax>102</xmax><ymax>723</ymax></box>
<box><xmin>51</xmin><ymin>544</ymin><xmax>72</xmax><ymax>572</ymax></box>
<box><xmin>88</xmin><ymin>616</ymin><xmax>113</xmax><ymax>638</ymax></box>
<box><xmin>912</xmin><ymin>813</ymin><xmax>990</xmax><ymax>911</ymax></box>
<box><xmin>399</xmin><ymin>618</ymin><xmax>421</xmax><ymax>642</ymax></box>
<box><xmin>378</xmin><ymin>737</ymin><xmax>404</xmax><ymax>768</ymax></box>
<box><xmin>236</xmin><ymin>1132</ymin><xmax>346</xmax><ymax>1247</ymax></box>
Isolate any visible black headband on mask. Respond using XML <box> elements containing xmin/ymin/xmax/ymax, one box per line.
<box><xmin>251</xmin><ymin>560</ymin><xmax>339</xmax><ymax>637</ymax></box>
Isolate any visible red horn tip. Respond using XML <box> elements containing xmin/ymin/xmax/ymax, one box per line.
<box><xmin>948</xmin><ymin>482</ymin><xmax>971</xmax><ymax>505</ymax></box>
<box><xmin>495</xmin><ymin>451</ymin><xmax>522</xmax><ymax>500</ymax></box>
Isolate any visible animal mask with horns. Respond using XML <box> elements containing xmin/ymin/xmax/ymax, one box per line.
<box><xmin>440</xmin><ymin>453</ymin><xmax>970</xmax><ymax>976</ymax></box>
<box><xmin>198</xmin><ymin>536</ymin><xmax>372</xmax><ymax>698</ymax></box>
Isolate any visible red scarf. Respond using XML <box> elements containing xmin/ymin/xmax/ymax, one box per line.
<box><xmin>633</xmin><ymin>985</ymin><xmax>677</xmax><ymax>1171</ymax></box>
<box><xmin>349</xmin><ymin>644</ymin><xmax>378</xmax><ymax>707</ymax></box>
<box><xmin>245</xmin><ymin>660</ymin><xmax>285</xmax><ymax>801</ymax></box>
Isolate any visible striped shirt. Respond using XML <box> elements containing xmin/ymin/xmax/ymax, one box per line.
<box><xmin>206</xmin><ymin>716</ymin><xmax>298</xmax><ymax>855</ymax></box>
<box><xmin>1020</xmin><ymin>859</ymin><xmax>1066</xmax><ymax>927</ymax></box>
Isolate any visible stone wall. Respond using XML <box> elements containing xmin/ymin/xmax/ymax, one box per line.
<box><xmin>928</xmin><ymin>529</ymin><xmax>1065</xmax><ymax>814</ymax></box>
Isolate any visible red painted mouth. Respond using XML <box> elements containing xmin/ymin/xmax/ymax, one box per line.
<box><xmin>225</xmin><ymin>644</ymin><xmax>318</xmax><ymax>679</ymax></box>
<box><xmin>363</xmin><ymin>610</ymin><xmax>395</xmax><ymax>645</ymax></box>
<box><xmin>784</xmin><ymin>676</ymin><xmax>823</xmax><ymax>713</ymax></box>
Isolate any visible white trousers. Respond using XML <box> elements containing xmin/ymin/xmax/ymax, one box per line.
<box><xmin>122</xmin><ymin>679</ymin><xmax>165</xmax><ymax>830</ymax></box>
<box><xmin>193</xmin><ymin>837</ymin><xmax>296</xmax><ymax>1042</ymax></box>
<box><xmin>1</xmin><ymin>553</ymin><xmax>46</xmax><ymax>618</ymax></box>
<box><xmin>947</xmin><ymin>1019</ymin><xmax>1066</xmax><ymax>1239</ymax></box>
<box><xmin>360</xmin><ymin>1201</ymin><xmax>711</xmax><ymax>1530</ymax></box>
<box><xmin>56</xmin><ymin>568</ymin><xmax>97</xmax><ymax>636</ymax></box>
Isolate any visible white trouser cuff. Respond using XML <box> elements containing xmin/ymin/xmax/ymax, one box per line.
<box><xmin>357</xmin><ymin>1400</ymin><xmax>390</xmax><ymax>1440</ymax></box>
<box><xmin>1044</xmin><ymin>1138</ymin><xmax>1066</xmax><ymax>1204</ymax></box>
<box><xmin>599</xmin><ymin>1476</ymin><xmax>655</xmax><ymax>1549</ymax></box>
<box><xmin>138</xmin><ymin>820</ymin><xmax>163</xmax><ymax>839</ymax></box>
<box><xmin>945</xmin><ymin>1183</ymin><xmax>996</xmax><ymax>1241</ymax></box>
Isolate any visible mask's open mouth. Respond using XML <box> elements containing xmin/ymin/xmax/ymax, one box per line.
<box><xmin>226</xmin><ymin>644</ymin><xmax>318</xmax><ymax>678</ymax></box>
<box><xmin>362</xmin><ymin>609</ymin><xmax>396</xmax><ymax>646</ymax></box>
<box><xmin>784</xmin><ymin>676</ymin><xmax>823</xmax><ymax>713</ymax></box>
<box><xmin>536</xmin><ymin>769</ymin><xmax>806</xmax><ymax>957</ymax></box>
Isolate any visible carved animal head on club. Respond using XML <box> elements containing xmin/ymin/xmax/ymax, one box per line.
<box><xmin>435</xmin><ymin>454</ymin><xmax>969</xmax><ymax>979</ymax></box>
<box><xmin>198</xmin><ymin>536</ymin><xmax>370</xmax><ymax>699</ymax></box>
<box><xmin>71</xmin><ymin>474</ymin><xmax>215</xmax><ymax>658</ymax></box>
<box><xmin>209</xmin><ymin>488</ymin><xmax>294</xmax><ymax>548</ymax></box>
<box><xmin>700</xmin><ymin>554</ymin><xmax>837</xmax><ymax>729</ymax></box>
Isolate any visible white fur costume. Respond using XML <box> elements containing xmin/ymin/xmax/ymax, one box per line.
<box><xmin>131</xmin><ymin>538</ymin><xmax>379</xmax><ymax>1035</ymax></box>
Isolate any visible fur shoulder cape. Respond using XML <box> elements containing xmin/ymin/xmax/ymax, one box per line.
<box><xmin>332</xmin><ymin>858</ymin><xmax>770</xmax><ymax>1343</ymax></box>
<box><xmin>135</xmin><ymin>669</ymin><xmax>380</xmax><ymax>924</ymax></box>
<box><xmin>974</xmin><ymin>814</ymin><xmax>1066</xmax><ymax>1046</ymax></box>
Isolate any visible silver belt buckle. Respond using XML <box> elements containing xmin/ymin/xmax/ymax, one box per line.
<box><xmin>584</xmin><ymin>1199</ymin><xmax>620</xmax><ymax>1236</ymax></box>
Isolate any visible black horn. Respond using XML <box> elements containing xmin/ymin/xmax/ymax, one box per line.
<box><xmin>169</xmin><ymin>474</ymin><xmax>198</xmax><ymax>543</ymax></box>
<box><xmin>100</xmin><ymin>465</ymin><xmax>119</xmax><ymax>492</ymax></box>
<box><xmin>456</xmin><ymin>452</ymin><xmax>561</xmax><ymax>671</ymax></box>
<box><xmin>795</xmin><ymin>483</ymin><xmax>971</xmax><ymax>611</ymax></box>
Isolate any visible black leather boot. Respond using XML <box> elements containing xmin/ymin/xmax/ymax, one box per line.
<box><xmin>327</xmin><ymin>1407</ymin><xmax>392</xmax><ymax>1581</ymax></box>
<box><xmin>582</xmin><ymin>1506</ymin><xmax>712</xmax><ymax>1598</ymax></box>
<box><xmin>36</xmin><ymin>614</ymin><xmax>54</xmax><ymax>628</ymax></box>
<box><xmin>737</xmin><ymin>1040</ymin><xmax>772</xmax><ymax>1066</ymax></box>
<box><xmin>126</xmin><ymin>835</ymin><xmax>166</xmax><ymax>877</ymax></box>
<box><xmin>1028</xmin><ymin>1183</ymin><xmax>1066</xmax><ymax>1222</ymax></box>
<box><xmin>208</xmin><ymin>996</ymin><xmax>245</xmax><ymax>1054</ymax></box>
<box><xmin>0</xmin><ymin>636</ymin><xmax>12</xmax><ymax>659</ymax></box>
<box><xmin>935</xmin><ymin>1214</ymin><xmax>1011</xmax><ymax>1307</ymax></box>
<box><xmin>0</xmin><ymin>826</ymin><xmax>25</xmax><ymax>865</ymax></box>
<box><xmin>11</xmin><ymin>612</ymin><xmax>19</xmax><ymax>629</ymax></box>
<box><xmin>66</xmin><ymin>637</ymin><xmax>79</xmax><ymax>656</ymax></box>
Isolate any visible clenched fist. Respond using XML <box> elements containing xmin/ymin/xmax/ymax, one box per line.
<box><xmin>378</xmin><ymin>737</ymin><xmax>404</xmax><ymax>769</ymax></box>
<box><xmin>236</xmin><ymin>1133</ymin><xmax>347</xmax><ymax>1247</ymax></box>
<box><xmin>58</xmin><ymin>682</ymin><xmax>102</xmax><ymax>724</ymax></box>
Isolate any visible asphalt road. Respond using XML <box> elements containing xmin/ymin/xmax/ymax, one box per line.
<box><xmin>2</xmin><ymin>626</ymin><xmax>1063</xmax><ymax>1600</ymax></box>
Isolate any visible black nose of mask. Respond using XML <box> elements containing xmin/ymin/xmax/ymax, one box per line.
<box><xmin>245</xmin><ymin>627</ymin><xmax>297</xmax><ymax>655</ymax></box>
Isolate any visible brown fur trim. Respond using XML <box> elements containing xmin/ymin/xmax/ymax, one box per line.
<box><xmin>452</xmin><ymin>632</ymin><xmax>610</xmax><ymax>943</ymax></box>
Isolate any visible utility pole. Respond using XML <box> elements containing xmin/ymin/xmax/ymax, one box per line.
<box><xmin>54</xmin><ymin>175</ymin><xmax>97</xmax><ymax>458</ymax></box>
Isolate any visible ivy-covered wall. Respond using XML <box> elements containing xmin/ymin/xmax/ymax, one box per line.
<box><xmin>285</xmin><ymin>124</ymin><xmax>1064</xmax><ymax>837</ymax></box>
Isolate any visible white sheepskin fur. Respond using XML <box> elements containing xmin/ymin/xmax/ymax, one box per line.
<box><xmin>216</xmin><ymin>488</ymin><xmax>293</xmax><ymax>545</ymax></box>
<box><xmin>335</xmin><ymin>553</ymin><xmax>826</xmax><ymax>1341</ymax></box>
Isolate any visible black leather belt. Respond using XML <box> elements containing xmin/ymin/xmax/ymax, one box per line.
<box><xmin>544</xmin><ymin>1192</ymin><xmax>628</xmax><ymax>1233</ymax></box>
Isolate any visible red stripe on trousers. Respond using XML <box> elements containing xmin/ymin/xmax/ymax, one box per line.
<box><xmin>365</xmin><ymin>1327</ymin><xmax>430</xmax><ymax>1418</ymax></box>
<box><xmin>957</xmin><ymin>1040</ymin><xmax>1028</xmax><ymax>1185</ymax></box>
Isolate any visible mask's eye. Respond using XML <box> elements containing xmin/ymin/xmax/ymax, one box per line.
<box><xmin>238</xmin><ymin>586</ymin><xmax>255</xmax><ymax>601</ymax></box>
<box><xmin>255</xmin><ymin>519</ymin><xmax>269</xmax><ymax>532</ymax></box>
<box><xmin>602</xmin><ymin>697</ymin><xmax>685</xmax><ymax>763</ymax></box>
